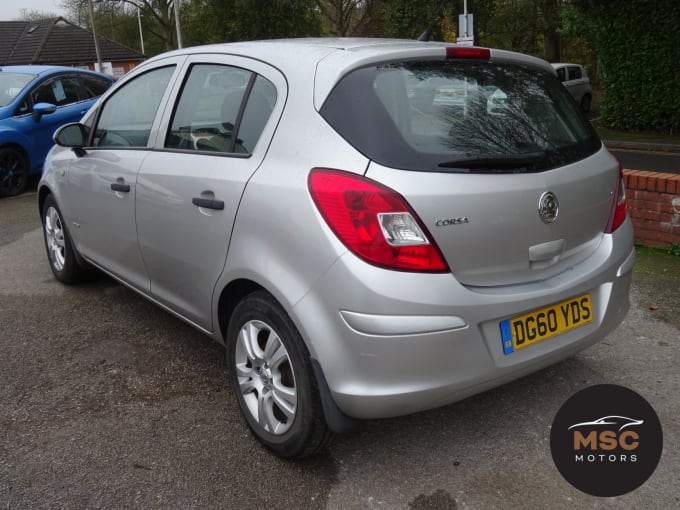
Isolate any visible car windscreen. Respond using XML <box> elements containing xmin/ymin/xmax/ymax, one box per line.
<box><xmin>320</xmin><ymin>60</ymin><xmax>601</xmax><ymax>173</ymax></box>
<box><xmin>0</xmin><ymin>72</ymin><xmax>35</xmax><ymax>107</ymax></box>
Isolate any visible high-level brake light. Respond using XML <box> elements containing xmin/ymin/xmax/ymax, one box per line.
<box><xmin>445</xmin><ymin>47</ymin><xmax>491</xmax><ymax>60</ymax></box>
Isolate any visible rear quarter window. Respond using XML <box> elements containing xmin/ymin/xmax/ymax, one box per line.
<box><xmin>320</xmin><ymin>60</ymin><xmax>601</xmax><ymax>173</ymax></box>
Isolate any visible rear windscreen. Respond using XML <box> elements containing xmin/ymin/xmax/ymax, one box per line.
<box><xmin>320</xmin><ymin>61</ymin><xmax>601</xmax><ymax>173</ymax></box>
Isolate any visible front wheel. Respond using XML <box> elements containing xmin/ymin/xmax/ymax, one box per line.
<box><xmin>227</xmin><ymin>291</ymin><xmax>332</xmax><ymax>458</ymax></box>
<box><xmin>42</xmin><ymin>195</ymin><xmax>91</xmax><ymax>284</ymax></box>
<box><xmin>0</xmin><ymin>146</ymin><xmax>29</xmax><ymax>197</ymax></box>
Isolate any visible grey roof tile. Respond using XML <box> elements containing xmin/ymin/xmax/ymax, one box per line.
<box><xmin>0</xmin><ymin>17</ymin><xmax>144</xmax><ymax>65</ymax></box>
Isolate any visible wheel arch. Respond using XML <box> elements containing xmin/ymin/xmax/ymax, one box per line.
<box><xmin>39</xmin><ymin>189</ymin><xmax>90</xmax><ymax>272</ymax></box>
<box><xmin>216</xmin><ymin>278</ymin><xmax>266</xmax><ymax>345</ymax></box>
<box><xmin>38</xmin><ymin>184</ymin><xmax>52</xmax><ymax>217</ymax></box>
<box><xmin>219</xmin><ymin>280</ymin><xmax>354</xmax><ymax>436</ymax></box>
<box><xmin>0</xmin><ymin>140</ymin><xmax>31</xmax><ymax>170</ymax></box>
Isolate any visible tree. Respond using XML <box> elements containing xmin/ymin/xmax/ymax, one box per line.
<box><xmin>16</xmin><ymin>9</ymin><xmax>61</xmax><ymax>20</ymax></box>
<box><xmin>481</xmin><ymin>0</ymin><xmax>543</xmax><ymax>56</ymax></box>
<box><xmin>322</xmin><ymin>0</ymin><xmax>389</xmax><ymax>37</ymax></box>
<box><xmin>542</xmin><ymin>0</ymin><xmax>560</xmax><ymax>61</ymax></box>
<box><xmin>388</xmin><ymin>0</ymin><xmax>448</xmax><ymax>40</ymax></box>
<box><xmin>60</xmin><ymin>0</ymin><xmax>180</xmax><ymax>53</ymax></box>
<box><xmin>182</xmin><ymin>0</ymin><xmax>323</xmax><ymax>46</ymax></box>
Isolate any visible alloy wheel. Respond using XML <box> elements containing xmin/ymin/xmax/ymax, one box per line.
<box><xmin>0</xmin><ymin>148</ymin><xmax>28</xmax><ymax>196</ymax></box>
<box><xmin>44</xmin><ymin>206</ymin><xmax>66</xmax><ymax>272</ymax></box>
<box><xmin>234</xmin><ymin>319</ymin><xmax>298</xmax><ymax>435</ymax></box>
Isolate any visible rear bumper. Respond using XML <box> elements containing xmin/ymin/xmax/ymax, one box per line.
<box><xmin>292</xmin><ymin>221</ymin><xmax>634</xmax><ymax>420</ymax></box>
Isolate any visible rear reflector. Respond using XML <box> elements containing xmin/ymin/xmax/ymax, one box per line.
<box><xmin>308</xmin><ymin>168</ymin><xmax>449</xmax><ymax>273</ymax></box>
<box><xmin>446</xmin><ymin>47</ymin><xmax>491</xmax><ymax>60</ymax></box>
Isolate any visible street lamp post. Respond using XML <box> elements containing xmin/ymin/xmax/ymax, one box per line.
<box><xmin>86</xmin><ymin>0</ymin><xmax>103</xmax><ymax>70</ymax></box>
<box><xmin>169</xmin><ymin>0</ymin><xmax>183</xmax><ymax>49</ymax></box>
<box><xmin>137</xmin><ymin>4</ymin><xmax>145</xmax><ymax>54</ymax></box>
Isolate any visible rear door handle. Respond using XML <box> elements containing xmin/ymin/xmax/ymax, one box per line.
<box><xmin>111</xmin><ymin>182</ymin><xmax>130</xmax><ymax>193</ymax></box>
<box><xmin>192</xmin><ymin>197</ymin><xmax>224</xmax><ymax>210</ymax></box>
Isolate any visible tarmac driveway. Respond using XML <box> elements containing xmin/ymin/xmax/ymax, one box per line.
<box><xmin>1</xmin><ymin>191</ymin><xmax>678</xmax><ymax>509</ymax></box>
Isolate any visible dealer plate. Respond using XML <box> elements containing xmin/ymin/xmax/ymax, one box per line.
<box><xmin>500</xmin><ymin>294</ymin><xmax>592</xmax><ymax>355</ymax></box>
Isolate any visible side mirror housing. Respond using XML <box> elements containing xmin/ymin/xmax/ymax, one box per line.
<box><xmin>54</xmin><ymin>123</ymin><xmax>88</xmax><ymax>157</ymax></box>
<box><xmin>32</xmin><ymin>102</ymin><xmax>57</xmax><ymax>122</ymax></box>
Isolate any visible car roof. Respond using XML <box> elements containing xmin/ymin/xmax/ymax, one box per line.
<box><xmin>150</xmin><ymin>38</ymin><xmax>552</xmax><ymax>70</ymax></box>
<box><xmin>0</xmin><ymin>64</ymin><xmax>109</xmax><ymax>78</ymax></box>
<box><xmin>142</xmin><ymin>38</ymin><xmax>555</xmax><ymax>109</ymax></box>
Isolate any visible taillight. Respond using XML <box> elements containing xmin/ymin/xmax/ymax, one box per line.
<box><xmin>605</xmin><ymin>162</ymin><xmax>627</xmax><ymax>233</ymax></box>
<box><xmin>308</xmin><ymin>168</ymin><xmax>449</xmax><ymax>273</ymax></box>
<box><xmin>446</xmin><ymin>47</ymin><xmax>491</xmax><ymax>60</ymax></box>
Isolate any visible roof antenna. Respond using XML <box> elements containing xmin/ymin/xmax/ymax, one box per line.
<box><xmin>417</xmin><ymin>0</ymin><xmax>448</xmax><ymax>42</ymax></box>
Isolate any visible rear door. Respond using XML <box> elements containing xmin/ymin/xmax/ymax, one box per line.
<box><xmin>135</xmin><ymin>55</ymin><xmax>285</xmax><ymax>330</ymax></box>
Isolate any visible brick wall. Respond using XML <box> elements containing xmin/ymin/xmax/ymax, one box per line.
<box><xmin>623</xmin><ymin>169</ymin><xmax>680</xmax><ymax>247</ymax></box>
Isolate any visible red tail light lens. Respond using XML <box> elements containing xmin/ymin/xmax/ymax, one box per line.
<box><xmin>446</xmin><ymin>47</ymin><xmax>491</xmax><ymax>60</ymax></box>
<box><xmin>308</xmin><ymin>168</ymin><xmax>449</xmax><ymax>272</ymax></box>
<box><xmin>605</xmin><ymin>162</ymin><xmax>627</xmax><ymax>233</ymax></box>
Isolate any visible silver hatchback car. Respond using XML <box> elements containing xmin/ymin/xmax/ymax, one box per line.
<box><xmin>38</xmin><ymin>39</ymin><xmax>634</xmax><ymax>458</ymax></box>
<box><xmin>551</xmin><ymin>62</ymin><xmax>593</xmax><ymax>112</ymax></box>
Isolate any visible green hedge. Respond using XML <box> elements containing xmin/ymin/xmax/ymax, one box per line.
<box><xmin>583</xmin><ymin>0</ymin><xmax>680</xmax><ymax>132</ymax></box>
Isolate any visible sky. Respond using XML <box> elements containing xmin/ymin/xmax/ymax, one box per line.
<box><xmin>0</xmin><ymin>0</ymin><xmax>66</xmax><ymax>21</ymax></box>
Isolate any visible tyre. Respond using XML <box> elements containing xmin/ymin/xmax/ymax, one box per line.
<box><xmin>581</xmin><ymin>94</ymin><xmax>592</xmax><ymax>113</ymax></box>
<box><xmin>227</xmin><ymin>291</ymin><xmax>333</xmax><ymax>458</ymax></box>
<box><xmin>0</xmin><ymin>146</ymin><xmax>29</xmax><ymax>197</ymax></box>
<box><xmin>42</xmin><ymin>194</ymin><xmax>91</xmax><ymax>284</ymax></box>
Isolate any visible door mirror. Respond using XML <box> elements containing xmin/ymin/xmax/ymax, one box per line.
<box><xmin>32</xmin><ymin>102</ymin><xmax>57</xmax><ymax>121</ymax></box>
<box><xmin>54</xmin><ymin>123</ymin><xmax>89</xmax><ymax>157</ymax></box>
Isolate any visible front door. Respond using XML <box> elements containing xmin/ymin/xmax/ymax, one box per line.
<box><xmin>65</xmin><ymin>65</ymin><xmax>178</xmax><ymax>291</ymax></box>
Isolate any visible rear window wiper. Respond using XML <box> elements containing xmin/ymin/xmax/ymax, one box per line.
<box><xmin>438</xmin><ymin>151</ymin><xmax>546</xmax><ymax>173</ymax></box>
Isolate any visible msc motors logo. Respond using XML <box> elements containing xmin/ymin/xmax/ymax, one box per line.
<box><xmin>550</xmin><ymin>385</ymin><xmax>663</xmax><ymax>497</ymax></box>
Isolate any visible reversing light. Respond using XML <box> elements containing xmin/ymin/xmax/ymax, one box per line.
<box><xmin>308</xmin><ymin>168</ymin><xmax>449</xmax><ymax>272</ymax></box>
<box><xmin>446</xmin><ymin>47</ymin><xmax>491</xmax><ymax>60</ymax></box>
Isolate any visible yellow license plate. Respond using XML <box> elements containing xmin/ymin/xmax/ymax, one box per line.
<box><xmin>500</xmin><ymin>294</ymin><xmax>593</xmax><ymax>354</ymax></box>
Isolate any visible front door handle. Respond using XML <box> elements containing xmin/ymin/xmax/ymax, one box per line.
<box><xmin>111</xmin><ymin>182</ymin><xmax>130</xmax><ymax>193</ymax></box>
<box><xmin>192</xmin><ymin>197</ymin><xmax>224</xmax><ymax>210</ymax></box>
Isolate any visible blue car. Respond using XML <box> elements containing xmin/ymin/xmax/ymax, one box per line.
<box><xmin>0</xmin><ymin>65</ymin><xmax>114</xmax><ymax>196</ymax></box>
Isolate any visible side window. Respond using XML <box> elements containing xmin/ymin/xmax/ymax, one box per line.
<box><xmin>82</xmin><ymin>75</ymin><xmax>113</xmax><ymax>98</ymax></box>
<box><xmin>236</xmin><ymin>75</ymin><xmax>277</xmax><ymax>154</ymax></box>
<box><xmin>568</xmin><ymin>66</ymin><xmax>582</xmax><ymax>80</ymax></box>
<box><xmin>94</xmin><ymin>66</ymin><xmax>175</xmax><ymax>148</ymax></box>
<box><xmin>166</xmin><ymin>64</ymin><xmax>251</xmax><ymax>153</ymax></box>
<box><xmin>556</xmin><ymin>67</ymin><xmax>567</xmax><ymax>82</ymax></box>
<box><xmin>16</xmin><ymin>99</ymin><xmax>30</xmax><ymax>116</ymax></box>
<box><xmin>31</xmin><ymin>77</ymin><xmax>81</xmax><ymax>106</ymax></box>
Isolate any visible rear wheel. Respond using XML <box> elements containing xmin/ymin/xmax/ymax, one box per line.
<box><xmin>0</xmin><ymin>146</ymin><xmax>29</xmax><ymax>197</ymax></box>
<box><xmin>42</xmin><ymin>195</ymin><xmax>91</xmax><ymax>284</ymax></box>
<box><xmin>227</xmin><ymin>291</ymin><xmax>332</xmax><ymax>458</ymax></box>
